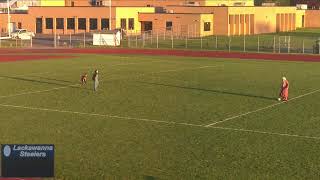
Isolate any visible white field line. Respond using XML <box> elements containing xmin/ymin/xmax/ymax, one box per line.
<box><xmin>205</xmin><ymin>88</ymin><xmax>320</xmax><ymax>127</ymax></box>
<box><xmin>0</xmin><ymin>71</ymin><xmax>51</xmax><ymax>80</ymax></box>
<box><xmin>0</xmin><ymin>103</ymin><xmax>202</xmax><ymax>127</ymax></box>
<box><xmin>0</xmin><ymin>103</ymin><xmax>319</xmax><ymax>141</ymax></box>
<box><xmin>0</xmin><ymin>65</ymin><xmax>221</xmax><ymax>99</ymax></box>
<box><xmin>78</xmin><ymin>60</ymin><xmax>165</xmax><ymax>70</ymax></box>
<box><xmin>210</xmin><ymin>126</ymin><xmax>320</xmax><ymax>140</ymax></box>
<box><xmin>0</xmin><ymin>84</ymin><xmax>79</xmax><ymax>99</ymax></box>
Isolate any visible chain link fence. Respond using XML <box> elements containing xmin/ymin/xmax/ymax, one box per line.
<box><xmin>123</xmin><ymin>31</ymin><xmax>320</xmax><ymax>55</ymax></box>
<box><xmin>0</xmin><ymin>30</ymin><xmax>319</xmax><ymax>55</ymax></box>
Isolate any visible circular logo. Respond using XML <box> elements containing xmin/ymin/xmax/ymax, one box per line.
<box><xmin>3</xmin><ymin>145</ymin><xmax>11</xmax><ymax>157</ymax></box>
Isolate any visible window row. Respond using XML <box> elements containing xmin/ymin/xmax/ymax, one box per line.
<box><xmin>164</xmin><ymin>21</ymin><xmax>211</xmax><ymax>32</ymax></box>
<box><xmin>45</xmin><ymin>18</ymin><xmax>110</xmax><ymax>30</ymax></box>
<box><xmin>120</xmin><ymin>18</ymin><xmax>135</xmax><ymax>30</ymax></box>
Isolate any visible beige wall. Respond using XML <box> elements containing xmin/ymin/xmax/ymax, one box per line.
<box><xmin>167</xmin><ymin>6</ymin><xmax>298</xmax><ymax>35</ymax></box>
<box><xmin>305</xmin><ymin>10</ymin><xmax>320</xmax><ymax>28</ymax></box>
<box><xmin>139</xmin><ymin>13</ymin><xmax>208</xmax><ymax>37</ymax></box>
<box><xmin>115</xmin><ymin>7</ymin><xmax>155</xmax><ymax>34</ymax></box>
<box><xmin>65</xmin><ymin>0</ymin><xmax>91</xmax><ymax>6</ymax></box>
<box><xmin>228</xmin><ymin>7</ymin><xmax>297</xmax><ymax>35</ymax></box>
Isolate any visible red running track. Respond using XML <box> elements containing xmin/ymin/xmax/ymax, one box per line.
<box><xmin>0</xmin><ymin>48</ymin><xmax>319</xmax><ymax>62</ymax></box>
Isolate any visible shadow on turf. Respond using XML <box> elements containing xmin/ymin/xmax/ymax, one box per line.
<box><xmin>35</xmin><ymin>76</ymin><xmax>74</xmax><ymax>83</ymax></box>
<box><xmin>137</xmin><ymin>81</ymin><xmax>275</xmax><ymax>101</ymax></box>
<box><xmin>0</xmin><ymin>75</ymin><xmax>90</xmax><ymax>91</ymax></box>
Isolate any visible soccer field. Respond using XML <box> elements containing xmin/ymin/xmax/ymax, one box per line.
<box><xmin>0</xmin><ymin>53</ymin><xmax>320</xmax><ymax>179</ymax></box>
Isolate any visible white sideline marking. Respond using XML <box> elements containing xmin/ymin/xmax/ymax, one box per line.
<box><xmin>0</xmin><ymin>84</ymin><xmax>79</xmax><ymax>99</ymax></box>
<box><xmin>210</xmin><ymin>126</ymin><xmax>320</xmax><ymax>140</ymax></box>
<box><xmin>79</xmin><ymin>60</ymin><xmax>164</xmax><ymax>70</ymax></box>
<box><xmin>0</xmin><ymin>71</ymin><xmax>51</xmax><ymax>80</ymax></box>
<box><xmin>205</xmin><ymin>88</ymin><xmax>320</xmax><ymax>127</ymax></box>
<box><xmin>0</xmin><ymin>65</ymin><xmax>221</xmax><ymax>99</ymax></box>
<box><xmin>0</xmin><ymin>103</ymin><xmax>319</xmax><ymax>141</ymax></box>
<box><xmin>0</xmin><ymin>103</ymin><xmax>202</xmax><ymax>127</ymax></box>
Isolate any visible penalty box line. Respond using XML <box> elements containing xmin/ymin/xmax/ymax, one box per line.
<box><xmin>0</xmin><ymin>103</ymin><xmax>319</xmax><ymax>141</ymax></box>
<box><xmin>205</xmin><ymin>88</ymin><xmax>320</xmax><ymax>127</ymax></box>
<box><xmin>0</xmin><ymin>65</ymin><xmax>222</xmax><ymax>100</ymax></box>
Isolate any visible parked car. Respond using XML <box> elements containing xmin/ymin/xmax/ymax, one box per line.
<box><xmin>11</xmin><ymin>29</ymin><xmax>35</xmax><ymax>40</ymax></box>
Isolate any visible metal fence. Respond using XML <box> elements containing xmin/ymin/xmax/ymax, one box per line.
<box><xmin>0</xmin><ymin>31</ymin><xmax>319</xmax><ymax>55</ymax></box>
<box><xmin>124</xmin><ymin>31</ymin><xmax>319</xmax><ymax>54</ymax></box>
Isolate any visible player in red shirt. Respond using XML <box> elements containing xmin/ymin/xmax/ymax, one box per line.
<box><xmin>278</xmin><ymin>77</ymin><xmax>289</xmax><ymax>101</ymax></box>
<box><xmin>80</xmin><ymin>73</ymin><xmax>88</xmax><ymax>85</ymax></box>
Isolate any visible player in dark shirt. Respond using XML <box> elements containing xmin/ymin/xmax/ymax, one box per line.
<box><xmin>80</xmin><ymin>73</ymin><xmax>88</xmax><ymax>85</ymax></box>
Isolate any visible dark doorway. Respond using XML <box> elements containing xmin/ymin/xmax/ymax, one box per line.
<box><xmin>142</xmin><ymin>21</ymin><xmax>152</xmax><ymax>31</ymax></box>
<box><xmin>36</xmin><ymin>18</ymin><xmax>42</xmax><ymax>33</ymax></box>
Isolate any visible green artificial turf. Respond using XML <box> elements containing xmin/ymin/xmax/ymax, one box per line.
<box><xmin>0</xmin><ymin>54</ymin><xmax>319</xmax><ymax>179</ymax></box>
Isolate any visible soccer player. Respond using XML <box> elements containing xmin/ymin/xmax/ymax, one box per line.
<box><xmin>279</xmin><ymin>77</ymin><xmax>289</xmax><ymax>101</ymax></box>
<box><xmin>92</xmin><ymin>69</ymin><xmax>99</xmax><ymax>91</ymax></box>
<box><xmin>80</xmin><ymin>73</ymin><xmax>88</xmax><ymax>85</ymax></box>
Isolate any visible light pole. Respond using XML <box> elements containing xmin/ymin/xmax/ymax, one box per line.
<box><xmin>7</xmin><ymin>0</ymin><xmax>11</xmax><ymax>37</ymax></box>
<box><xmin>109</xmin><ymin>0</ymin><xmax>112</xmax><ymax>30</ymax></box>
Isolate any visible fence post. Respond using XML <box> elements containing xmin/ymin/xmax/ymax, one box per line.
<box><xmin>273</xmin><ymin>36</ymin><xmax>276</xmax><ymax>53</ymax></box>
<box><xmin>16</xmin><ymin>38</ymin><xmax>17</xmax><ymax>48</ymax></box>
<box><xmin>171</xmin><ymin>31</ymin><xmax>173</xmax><ymax>49</ymax></box>
<box><xmin>302</xmin><ymin>39</ymin><xmax>305</xmax><ymax>54</ymax></box>
<box><xmin>288</xmin><ymin>36</ymin><xmax>290</xmax><ymax>53</ymax></box>
<box><xmin>257</xmin><ymin>36</ymin><xmax>259</xmax><ymax>52</ymax></box>
<box><xmin>135</xmin><ymin>31</ymin><xmax>138</xmax><ymax>48</ymax></box>
<box><xmin>243</xmin><ymin>35</ymin><xmax>246</xmax><ymax>52</ymax></box>
<box><xmin>186</xmin><ymin>25</ymin><xmax>189</xmax><ymax>48</ymax></box>
<box><xmin>200</xmin><ymin>35</ymin><xmax>203</xmax><ymax>49</ymax></box>
<box><xmin>69</xmin><ymin>33</ymin><xmax>72</xmax><ymax>47</ymax></box>
<box><xmin>142</xmin><ymin>32</ymin><xmax>145</xmax><ymax>48</ymax></box>
<box><xmin>58</xmin><ymin>34</ymin><xmax>60</xmax><ymax>47</ymax></box>
<box><xmin>185</xmin><ymin>35</ymin><xmax>188</xmax><ymax>49</ymax></box>
<box><xmin>228</xmin><ymin>36</ymin><xmax>231</xmax><ymax>52</ymax></box>
<box><xmin>128</xmin><ymin>32</ymin><xmax>130</xmax><ymax>48</ymax></box>
<box><xmin>30</xmin><ymin>35</ymin><xmax>33</xmax><ymax>48</ymax></box>
<box><xmin>54</xmin><ymin>32</ymin><xmax>57</xmax><ymax>48</ymax></box>
<box><xmin>215</xmin><ymin>35</ymin><xmax>217</xmax><ymax>49</ymax></box>
<box><xmin>83</xmin><ymin>33</ymin><xmax>86</xmax><ymax>48</ymax></box>
<box><xmin>278</xmin><ymin>36</ymin><xmax>281</xmax><ymax>53</ymax></box>
<box><xmin>156</xmin><ymin>31</ymin><xmax>159</xmax><ymax>49</ymax></box>
<box><xmin>318</xmin><ymin>39</ymin><xmax>320</xmax><ymax>54</ymax></box>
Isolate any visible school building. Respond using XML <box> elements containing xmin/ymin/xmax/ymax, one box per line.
<box><xmin>0</xmin><ymin>0</ymin><xmax>319</xmax><ymax>36</ymax></box>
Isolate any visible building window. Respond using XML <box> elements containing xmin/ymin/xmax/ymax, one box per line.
<box><xmin>229</xmin><ymin>15</ymin><xmax>232</xmax><ymax>24</ymax></box>
<box><xmin>204</xmin><ymin>22</ymin><xmax>210</xmax><ymax>31</ymax></box>
<box><xmin>71</xmin><ymin>1</ymin><xmax>74</xmax><ymax>6</ymax></box>
<box><xmin>18</xmin><ymin>22</ymin><xmax>22</xmax><ymax>29</ymax></box>
<box><xmin>78</xmin><ymin>18</ymin><xmax>86</xmax><ymax>30</ymax></box>
<box><xmin>101</xmin><ymin>18</ymin><xmax>109</xmax><ymax>30</ymax></box>
<box><xmin>67</xmin><ymin>18</ymin><xmax>75</xmax><ymax>29</ymax></box>
<box><xmin>128</xmin><ymin>18</ymin><xmax>134</xmax><ymax>30</ymax></box>
<box><xmin>56</xmin><ymin>18</ymin><xmax>64</xmax><ymax>29</ymax></box>
<box><xmin>166</xmin><ymin>21</ymin><xmax>172</xmax><ymax>30</ymax></box>
<box><xmin>46</xmin><ymin>18</ymin><xmax>53</xmax><ymax>29</ymax></box>
<box><xmin>120</xmin><ymin>18</ymin><xmax>126</xmax><ymax>30</ymax></box>
<box><xmin>90</xmin><ymin>18</ymin><xmax>97</xmax><ymax>30</ymax></box>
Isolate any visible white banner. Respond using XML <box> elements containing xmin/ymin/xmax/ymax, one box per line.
<box><xmin>93</xmin><ymin>32</ymin><xmax>121</xmax><ymax>46</ymax></box>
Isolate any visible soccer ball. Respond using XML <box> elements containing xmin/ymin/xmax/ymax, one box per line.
<box><xmin>278</xmin><ymin>98</ymin><xmax>281</xmax><ymax>101</ymax></box>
